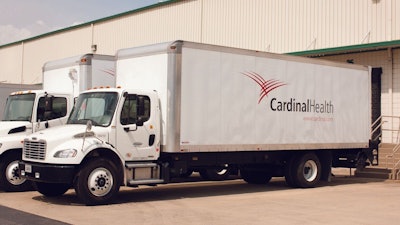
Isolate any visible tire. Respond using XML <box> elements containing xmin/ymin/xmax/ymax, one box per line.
<box><xmin>199</xmin><ymin>165</ymin><xmax>230</xmax><ymax>181</ymax></box>
<box><xmin>33</xmin><ymin>182</ymin><xmax>70</xmax><ymax>197</ymax></box>
<box><xmin>241</xmin><ymin>169</ymin><xmax>272</xmax><ymax>184</ymax></box>
<box><xmin>0</xmin><ymin>151</ymin><xmax>33</xmax><ymax>192</ymax></box>
<box><xmin>74</xmin><ymin>158</ymin><xmax>120</xmax><ymax>205</ymax></box>
<box><xmin>291</xmin><ymin>153</ymin><xmax>321</xmax><ymax>188</ymax></box>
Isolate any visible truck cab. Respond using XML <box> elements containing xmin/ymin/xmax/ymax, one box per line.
<box><xmin>0</xmin><ymin>89</ymin><xmax>72</xmax><ymax>191</ymax></box>
<box><xmin>2</xmin><ymin>90</ymin><xmax>71</xmax><ymax>133</ymax></box>
<box><xmin>20</xmin><ymin>88</ymin><xmax>162</xmax><ymax>204</ymax></box>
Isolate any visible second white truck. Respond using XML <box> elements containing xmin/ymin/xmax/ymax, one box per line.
<box><xmin>0</xmin><ymin>54</ymin><xmax>115</xmax><ymax>191</ymax></box>
<box><xmin>20</xmin><ymin>41</ymin><xmax>378</xmax><ymax>205</ymax></box>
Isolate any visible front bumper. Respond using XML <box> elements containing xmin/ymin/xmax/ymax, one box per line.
<box><xmin>19</xmin><ymin>161</ymin><xmax>77</xmax><ymax>184</ymax></box>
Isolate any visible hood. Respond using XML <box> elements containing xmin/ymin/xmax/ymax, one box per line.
<box><xmin>0</xmin><ymin>121</ymin><xmax>31</xmax><ymax>136</ymax></box>
<box><xmin>26</xmin><ymin>124</ymin><xmax>88</xmax><ymax>142</ymax></box>
<box><xmin>26</xmin><ymin>124</ymin><xmax>109</xmax><ymax>143</ymax></box>
<box><xmin>24</xmin><ymin>124</ymin><xmax>111</xmax><ymax>164</ymax></box>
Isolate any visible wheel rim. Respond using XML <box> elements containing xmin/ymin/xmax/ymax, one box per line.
<box><xmin>216</xmin><ymin>164</ymin><xmax>229</xmax><ymax>175</ymax></box>
<box><xmin>303</xmin><ymin>160</ymin><xmax>318</xmax><ymax>182</ymax></box>
<box><xmin>87</xmin><ymin>167</ymin><xmax>113</xmax><ymax>197</ymax></box>
<box><xmin>216</xmin><ymin>169</ymin><xmax>228</xmax><ymax>175</ymax></box>
<box><xmin>6</xmin><ymin>160</ymin><xmax>26</xmax><ymax>185</ymax></box>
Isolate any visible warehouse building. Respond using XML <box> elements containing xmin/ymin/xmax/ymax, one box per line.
<box><xmin>0</xmin><ymin>0</ymin><xmax>400</xmax><ymax>146</ymax></box>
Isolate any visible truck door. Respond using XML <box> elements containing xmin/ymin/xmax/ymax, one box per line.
<box><xmin>35</xmin><ymin>95</ymin><xmax>68</xmax><ymax>131</ymax></box>
<box><xmin>116</xmin><ymin>93</ymin><xmax>159</xmax><ymax>161</ymax></box>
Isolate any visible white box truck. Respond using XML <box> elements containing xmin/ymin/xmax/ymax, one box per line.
<box><xmin>19</xmin><ymin>41</ymin><xmax>378</xmax><ymax>205</ymax></box>
<box><xmin>0</xmin><ymin>54</ymin><xmax>115</xmax><ymax>191</ymax></box>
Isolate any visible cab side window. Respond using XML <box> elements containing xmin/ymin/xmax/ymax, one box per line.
<box><xmin>37</xmin><ymin>97</ymin><xmax>67</xmax><ymax>122</ymax></box>
<box><xmin>120</xmin><ymin>95</ymin><xmax>150</xmax><ymax>125</ymax></box>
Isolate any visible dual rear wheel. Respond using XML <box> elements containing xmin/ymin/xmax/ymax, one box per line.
<box><xmin>199</xmin><ymin>165</ymin><xmax>231</xmax><ymax>181</ymax></box>
<box><xmin>241</xmin><ymin>152</ymin><xmax>322</xmax><ymax>188</ymax></box>
<box><xmin>285</xmin><ymin>153</ymin><xmax>321</xmax><ymax>188</ymax></box>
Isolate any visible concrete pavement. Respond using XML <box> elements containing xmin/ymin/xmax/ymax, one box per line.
<box><xmin>0</xmin><ymin>169</ymin><xmax>399</xmax><ymax>225</ymax></box>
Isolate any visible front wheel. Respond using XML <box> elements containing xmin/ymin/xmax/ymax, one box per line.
<box><xmin>74</xmin><ymin>158</ymin><xmax>120</xmax><ymax>205</ymax></box>
<box><xmin>0</xmin><ymin>151</ymin><xmax>33</xmax><ymax>192</ymax></box>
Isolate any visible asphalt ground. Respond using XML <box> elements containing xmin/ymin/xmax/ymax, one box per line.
<box><xmin>0</xmin><ymin>205</ymin><xmax>69</xmax><ymax>225</ymax></box>
<box><xmin>0</xmin><ymin>169</ymin><xmax>399</xmax><ymax>225</ymax></box>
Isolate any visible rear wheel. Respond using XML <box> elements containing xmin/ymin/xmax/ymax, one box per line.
<box><xmin>199</xmin><ymin>165</ymin><xmax>230</xmax><ymax>181</ymax></box>
<box><xmin>0</xmin><ymin>151</ymin><xmax>33</xmax><ymax>192</ymax></box>
<box><xmin>74</xmin><ymin>158</ymin><xmax>120</xmax><ymax>205</ymax></box>
<box><xmin>291</xmin><ymin>153</ymin><xmax>321</xmax><ymax>188</ymax></box>
<box><xmin>34</xmin><ymin>182</ymin><xmax>70</xmax><ymax>197</ymax></box>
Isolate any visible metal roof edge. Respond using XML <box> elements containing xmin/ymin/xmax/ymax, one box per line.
<box><xmin>0</xmin><ymin>0</ymin><xmax>182</xmax><ymax>49</ymax></box>
<box><xmin>287</xmin><ymin>40</ymin><xmax>400</xmax><ymax>56</ymax></box>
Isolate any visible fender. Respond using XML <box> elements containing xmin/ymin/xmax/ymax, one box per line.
<box><xmin>0</xmin><ymin>135</ymin><xmax>27</xmax><ymax>155</ymax></box>
<box><xmin>43</xmin><ymin>133</ymin><xmax>123</xmax><ymax>165</ymax></box>
<box><xmin>0</xmin><ymin>121</ymin><xmax>31</xmax><ymax>136</ymax></box>
<box><xmin>80</xmin><ymin>137</ymin><xmax>125</xmax><ymax>165</ymax></box>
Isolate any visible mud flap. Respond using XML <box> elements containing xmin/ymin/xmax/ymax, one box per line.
<box><xmin>318</xmin><ymin>151</ymin><xmax>333</xmax><ymax>182</ymax></box>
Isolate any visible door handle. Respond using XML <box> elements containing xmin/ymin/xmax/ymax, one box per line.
<box><xmin>133</xmin><ymin>142</ymin><xmax>142</xmax><ymax>146</ymax></box>
<box><xmin>123</xmin><ymin>124</ymin><xmax>138</xmax><ymax>132</ymax></box>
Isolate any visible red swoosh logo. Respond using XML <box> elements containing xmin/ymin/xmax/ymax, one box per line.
<box><xmin>242</xmin><ymin>71</ymin><xmax>287</xmax><ymax>103</ymax></box>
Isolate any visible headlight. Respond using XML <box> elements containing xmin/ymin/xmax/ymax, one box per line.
<box><xmin>53</xmin><ymin>149</ymin><xmax>77</xmax><ymax>158</ymax></box>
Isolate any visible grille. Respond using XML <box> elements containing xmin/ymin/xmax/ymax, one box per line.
<box><xmin>24</xmin><ymin>139</ymin><xmax>46</xmax><ymax>160</ymax></box>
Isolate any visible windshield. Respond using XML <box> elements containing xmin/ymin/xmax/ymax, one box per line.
<box><xmin>3</xmin><ymin>93</ymin><xmax>35</xmax><ymax>121</ymax></box>
<box><xmin>67</xmin><ymin>92</ymin><xmax>118</xmax><ymax>127</ymax></box>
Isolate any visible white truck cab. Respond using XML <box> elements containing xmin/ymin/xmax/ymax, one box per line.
<box><xmin>0</xmin><ymin>90</ymin><xmax>72</xmax><ymax>191</ymax></box>
<box><xmin>21</xmin><ymin>88</ymin><xmax>161</xmax><ymax>203</ymax></box>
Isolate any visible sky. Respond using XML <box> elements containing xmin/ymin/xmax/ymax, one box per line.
<box><xmin>0</xmin><ymin>0</ymin><xmax>161</xmax><ymax>45</ymax></box>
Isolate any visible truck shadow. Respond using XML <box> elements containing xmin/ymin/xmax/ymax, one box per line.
<box><xmin>30</xmin><ymin>174</ymin><xmax>386</xmax><ymax>206</ymax></box>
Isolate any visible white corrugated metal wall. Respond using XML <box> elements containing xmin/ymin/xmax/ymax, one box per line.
<box><xmin>22</xmin><ymin>27</ymin><xmax>93</xmax><ymax>84</ymax></box>
<box><xmin>201</xmin><ymin>0</ymin><xmax>399</xmax><ymax>52</ymax></box>
<box><xmin>0</xmin><ymin>0</ymin><xmax>400</xmax><ymax>143</ymax></box>
<box><xmin>92</xmin><ymin>1</ymin><xmax>203</xmax><ymax>54</ymax></box>
<box><xmin>1</xmin><ymin>0</ymin><xmax>399</xmax><ymax>84</ymax></box>
<box><xmin>0</xmin><ymin>45</ymin><xmax>23</xmax><ymax>83</ymax></box>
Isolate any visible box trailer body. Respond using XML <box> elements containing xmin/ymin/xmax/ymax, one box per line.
<box><xmin>42</xmin><ymin>54</ymin><xmax>115</xmax><ymax>97</ymax></box>
<box><xmin>20</xmin><ymin>41</ymin><xmax>378</xmax><ymax>205</ymax></box>
<box><xmin>116</xmin><ymin>42</ymin><xmax>371</xmax><ymax>153</ymax></box>
<box><xmin>0</xmin><ymin>54</ymin><xmax>115</xmax><ymax>191</ymax></box>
